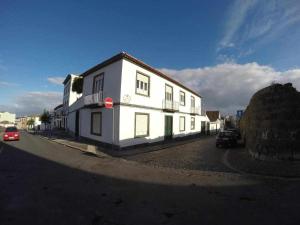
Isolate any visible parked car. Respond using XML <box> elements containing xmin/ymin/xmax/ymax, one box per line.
<box><xmin>225</xmin><ymin>128</ymin><xmax>241</xmax><ymax>140</ymax></box>
<box><xmin>3</xmin><ymin>126</ymin><xmax>20</xmax><ymax>141</ymax></box>
<box><xmin>216</xmin><ymin>131</ymin><xmax>237</xmax><ymax>148</ymax></box>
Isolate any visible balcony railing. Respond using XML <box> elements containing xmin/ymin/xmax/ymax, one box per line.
<box><xmin>190</xmin><ymin>107</ymin><xmax>201</xmax><ymax>115</ymax></box>
<box><xmin>84</xmin><ymin>92</ymin><xmax>103</xmax><ymax>106</ymax></box>
<box><xmin>162</xmin><ymin>100</ymin><xmax>179</xmax><ymax>112</ymax></box>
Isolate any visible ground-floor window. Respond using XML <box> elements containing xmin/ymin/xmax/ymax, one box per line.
<box><xmin>91</xmin><ymin>112</ymin><xmax>102</xmax><ymax>136</ymax></box>
<box><xmin>135</xmin><ymin>113</ymin><xmax>149</xmax><ymax>137</ymax></box>
<box><xmin>179</xmin><ymin>116</ymin><xmax>185</xmax><ymax>131</ymax></box>
<box><xmin>191</xmin><ymin>117</ymin><xmax>195</xmax><ymax>130</ymax></box>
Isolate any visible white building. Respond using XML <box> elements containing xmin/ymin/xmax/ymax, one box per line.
<box><xmin>0</xmin><ymin>111</ymin><xmax>16</xmax><ymax>127</ymax></box>
<box><xmin>51</xmin><ymin>104</ymin><xmax>64</xmax><ymax>129</ymax></box>
<box><xmin>206</xmin><ymin>111</ymin><xmax>223</xmax><ymax>134</ymax></box>
<box><xmin>62</xmin><ymin>74</ymin><xmax>82</xmax><ymax>129</ymax></box>
<box><xmin>26</xmin><ymin>115</ymin><xmax>42</xmax><ymax>130</ymax></box>
<box><xmin>66</xmin><ymin>52</ymin><xmax>208</xmax><ymax>149</ymax></box>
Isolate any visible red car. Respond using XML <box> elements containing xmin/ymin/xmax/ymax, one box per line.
<box><xmin>3</xmin><ymin>127</ymin><xmax>20</xmax><ymax>141</ymax></box>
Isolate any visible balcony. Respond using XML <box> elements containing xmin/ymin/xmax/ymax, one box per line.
<box><xmin>162</xmin><ymin>100</ymin><xmax>179</xmax><ymax>112</ymax></box>
<box><xmin>190</xmin><ymin>107</ymin><xmax>201</xmax><ymax>115</ymax></box>
<box><xmin>84</xmin><ymin>92</ymin><xmax>103</xmax><ymax>107</ymax></box>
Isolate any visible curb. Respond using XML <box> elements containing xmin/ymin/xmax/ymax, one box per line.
<box><xmin>37</xmin><ymin>135</ymin><xmax>108</xmax><ymax>158</ymax></box>
<box><xmin>223</xmin><ymin>149</ymin><xmax>300</xmax><ymax>181</ymax></box>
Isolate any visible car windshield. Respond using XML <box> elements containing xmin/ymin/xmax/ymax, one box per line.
<box><xmin>5</xmin><ymin>127</ymin><xmax>18</xmax><ymax>132</ymax></box>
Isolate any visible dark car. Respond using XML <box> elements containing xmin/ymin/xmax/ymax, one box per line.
<box><xmin>225</xmin><ymin>128</ymin><xmax>241</xmax><ymax>140</ymax></box>
<box><xmin>216</xmin><ymin>131</ymin><xmax>237</xmax><ymax>148</ymax></box>
<box><xmin>3</xmin><ymin>126</ymin><xmax>20</xmax><ymax>141</ymax></box>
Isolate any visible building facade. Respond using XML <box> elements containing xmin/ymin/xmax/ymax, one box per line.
<box><xmin>206</xmin><ymin>111</ymin><xmax>223</xmax><ymax>134</ymax></box>
<box><xmin>0</xmin><ymin>112</ymin><xmax>16</xmax><ymax>127</ymax></box>
<box><xmin>62</xmin><ymin>74</ymin><xmax>82</xmax><ymax>129</ymax></box>
<box><xmin>66</xmin><ymin>52</ymin><xmax>208</xmax><ymax>148</ymax></box>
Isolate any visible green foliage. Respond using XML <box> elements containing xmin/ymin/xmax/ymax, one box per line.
<box><xmin>26</xmin><ymin>118</ymin><xmax>35</xmax><ymax>126</ymax></box>
<box><xmin>72</xmin><ymin>77</ymin><xmax>83</xmax><ymax>94</ymax></box>
<box><xmin>40</xmin><ymin>110</ymin><xmax>51</xmax><ymax>124</ymax></box>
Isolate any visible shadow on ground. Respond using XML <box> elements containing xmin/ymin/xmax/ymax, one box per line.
<box><xmin>0</xmin><ymin>141</ymin><xmax>300</xmax><ymax>225</ymax></box>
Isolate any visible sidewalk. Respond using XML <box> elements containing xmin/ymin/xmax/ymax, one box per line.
<box><xmin>225</xmin><ymin>148</ymin><xmax>300</xmax><ymax>178</ymax></box>
<box><xmin>34</xmin><ymin>129</ymin><xmax>209</xmax><ymax>158</ymax></box>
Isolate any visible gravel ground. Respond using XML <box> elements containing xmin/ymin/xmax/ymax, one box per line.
<box><xmin>124</xmin><ymin>136</ymin><xmax>236</xmax><ymax>173</ymax></box>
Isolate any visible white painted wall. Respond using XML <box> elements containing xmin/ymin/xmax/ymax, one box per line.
<box><xmin>70</xmin><ymin>56</ymin><xmax>208</xmax><ymax>148</ymax></box>
<box><xmin>120</xmin><ymin>59</ymin><xmax>201</xmax><ymax>113</ymax></box>
<box><xmin>82</xmin><ymin>60</ymin><xmax>123</xmax><ymax>101</ymax></box>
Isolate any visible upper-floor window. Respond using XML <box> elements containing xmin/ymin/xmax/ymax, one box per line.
<box><xmin>93</xmin><ymin>73</ymin><xmax>104</xmax><ymax>94</ymax></box>
<box><xmin>136</xmin><ymin>72</ymin><xmax>150</xmax><ymax>96</ymax></box>
<box><xmin>165</xmin><ymin>84</ymin><xmax>173</xmax><ymax>101</ymax></box>
<box><xmin>191</xmin><ymin>96</ymin><xmax>195</xmax><ymax>108</ymax></box>
<box><xmin>180</xmin><ymin>91</ymin><xmax>185</xmax><ymax>106</ymax></box>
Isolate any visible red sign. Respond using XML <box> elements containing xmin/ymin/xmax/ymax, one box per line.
<box><xmin>104</xmin><ymin>97</ymin><xmax>113</xmax><ymax>109</ymax></box>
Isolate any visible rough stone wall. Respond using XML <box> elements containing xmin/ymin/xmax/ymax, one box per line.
<box><xmin>240</xmin><ymin>83</ymin><xmax>300</xmax><ymax>160</ymax></box>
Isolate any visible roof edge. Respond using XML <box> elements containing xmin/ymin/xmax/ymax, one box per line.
<box><xmin>80</xmin><ymin>52</ymin><xmax>201</xmax><ymax>98</ymax></box>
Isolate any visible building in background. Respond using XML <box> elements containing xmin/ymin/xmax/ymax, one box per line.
<box><xmin>52</xmin><ymin>104</ymin><xmax>64</xmax><ymax>129</ymax></box>
<box><xmin>206</xmin><ymin>111</ymin><xmax>223</xmax><ymax>134</ymax></box>
<box><xmin>61</xmin><ymin>74</ymin><xmax>82</xmax><ymax>129</ymax></box>
<box><xmin>0</xmin><ymin>111</ymin><xmax>16</xmax><ymax>127</ymax></box>
<box><xmin>16</xmin><ymin>116</ymin><xmax>28</xmax><ymax>129</ymax></box>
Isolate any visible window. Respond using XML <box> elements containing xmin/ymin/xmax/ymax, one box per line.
<box><xmin>180</xmin><ymin>91</ymin><xmax>185</xmax><ymax>106</ymax></box>
<box><xmin>93</xmin><ymin>73</ymin><xmax>104</xmax><ymax>94</ymax></box>
<box><xmin>179</xmin><ymin>116</ymin><xmax>185</xmax><ymax>131</ymax></box>
<box><xmin>191</xmin><ymin>117</ymin><xmax>195</xmax><ymax>130</ymax></box>
<box><xmin>135</xmin><ymin>113</ymin><xmax>149</xmax><ymax>137</ymax></box>
<box><xmin>191</xmin><ymin>96</ymin><xmax>195</xmax><ymax>108</ymax></box>
<box><xmin>165</xmin><ymin>84</ymin><xmax>173</xmax><ymax>101</ymax></box>
<box><xmin>91</xmin><ymin>112</ymin><xmax>102</xmax><ymax>135</ymax></box>
<box><xmin>136</xmin><ymin>72</ymin><xmax>150</xmax><ymax>96</ymax></box>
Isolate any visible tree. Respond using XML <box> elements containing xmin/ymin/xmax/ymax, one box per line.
<box><xmin>26</xmin><ymin>118</ymin><xmax>35</xmax><ymax>129</ymax></box>
<box><xmin>40</xmin><ymin>110</ymin><xmax>51</xmax><ymax>125</ymax></box>
<box><xmin>72</xmin><ymin>77</ymin><xmax>83</xmax><ymax>94</ymax></box>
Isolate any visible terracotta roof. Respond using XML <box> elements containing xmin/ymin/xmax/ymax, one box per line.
<box><xmin>206</xmin><ymin>111</ymin><xmax>220</xmax><ymax>122</ymax></box>
<box><xmin>80</xmin><ymin>52</ymin><xmax>201</xmax><ymax>98</ymax></box>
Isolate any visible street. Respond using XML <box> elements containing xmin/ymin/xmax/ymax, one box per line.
<box><xmin>1</xmin><ymin>131</ymin><xmax>300</xmax><ymax>225</ymax></box>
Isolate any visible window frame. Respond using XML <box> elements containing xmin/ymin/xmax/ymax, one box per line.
<box><xmin>191</xmin><ymin>96</ymin><xmax>195</xmax><ymax>108</ymax></box>
<box><xmin>180</xmin><ymin>91</ymin><xmax>186</xmax><ymax>106</ymax></box>
<box><xmin>191</xmin><ymin>117</ymin><xmax>195</xmax><ymax>130</ymax></box>
<box><xmin>135</xmin><ymin>71</ymin><xmax>150</xmax><ymax>97</ymax></box>
<box><xmin>134</xmin><ymin>112</ymin><xmax>150</xmax><ymax>138</ymax></box>
<box><xmin>92</xmin><ymin>73</ymin><xmax>104</xmax><ymax>94</ymax></box>
<box><xmin>179</xmin><ymin>116</ymin><xmax>185</xmax><ymax>132</ymax></box>
<box><xmin>90</xmin><ymin>112</ymin><xmax>102</xmax><ymax>136</ymax></box>
<box><xmin>165</xmin><ymin>84</ymin><xmax>173</xmax><ymax>101</ymax></box>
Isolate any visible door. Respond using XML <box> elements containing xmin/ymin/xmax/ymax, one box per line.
<box><xmin>164</xmin><ymin>115</ymin><xmax>173</xmax><ymax>140</ymax></box>
<box><xmin>201</xmin><ymin>121</ymin><xmax>206</xmax><ymax>134</ymax></box>
<box><xmin>75</xmin><ymin>110</ymin><xmax>80</xmax><ymax>137</ymax></box>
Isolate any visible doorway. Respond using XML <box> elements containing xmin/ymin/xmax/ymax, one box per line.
<box><xmin>164</xmin><ymin>115</ymin><xmax>173</xmax><ymax>140</ymax></box>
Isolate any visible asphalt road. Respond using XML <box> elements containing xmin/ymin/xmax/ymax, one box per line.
<box><xmin>1</xmin><ymin>131</ymin><xmax>300</xmax><ymax>225</ymax></box>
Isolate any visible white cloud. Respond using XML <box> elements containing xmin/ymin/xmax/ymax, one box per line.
<box><xmin>0</xmin><ymin>91</ymin><xmax>62</xmax><ymax>116</ymax></box>
<box><xmin>219</xmin><ymin>0</ymin><xmax>258</xmax><ymax>49</ymax></box>
<box><xmin>160</xmin><ymin>63</ymin><xmax>300</xmax><ymax>115</ymax></box>
<box><xmin>47</xmin><ymin>76</ymin><xmax>65</xmax><ymax>85</ymax></box>
<box><xmin>0</xmin><ymin>81</ymin><xmax>19</xmax><ymax>87</ymax></box>
<box><xmin>218</xmin><ymin>0</ymin><xmax>300</xmax><ymax>53</ymax></box>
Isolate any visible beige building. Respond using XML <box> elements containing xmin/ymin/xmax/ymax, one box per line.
<box><xmin>0</xmin><ymin>111</ymin><xmax>16</xmax><ymax>127</ymax></box>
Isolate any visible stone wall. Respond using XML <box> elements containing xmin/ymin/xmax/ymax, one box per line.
<box><xmin>240</xmin><ymin>83</ymin><xmax>300</xmax><ymax>160</ymax></box>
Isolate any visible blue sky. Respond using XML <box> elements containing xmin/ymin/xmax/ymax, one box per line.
<box><xmin>1</xmin><ymin>0</ymin><xmax>300</xmax><ymax>116</ymax></box>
